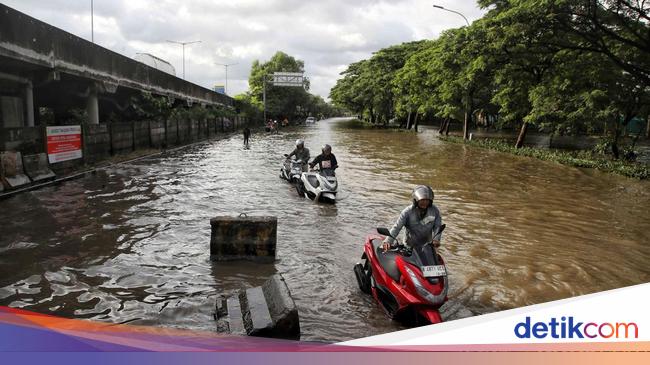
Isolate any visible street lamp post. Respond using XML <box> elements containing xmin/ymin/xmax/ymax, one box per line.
<box><xmin>432</xmin><ymin>4</ymin><xmax>470</xmax><ymax>26</ymax></box>
<box><xmin>90</xmin><ymin>0</ymin><xmax>94</xmax><ymax>43</ymax></box>
<box><xmin>433</xmin><ymin>4</ymin><xmax>471</xmax><ymax>139</ymax></box>
<box><xmin>166</xmin><ymin>40</ymin><xmax>201</xmax><ymax>79</ymax></box>
<box><xmin>215</xmin><ymin>62</ymin><xmax>238</xmax><ymax>95</ymax></box>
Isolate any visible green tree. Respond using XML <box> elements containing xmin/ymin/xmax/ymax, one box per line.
<box><xmin>249</xmin><ymin>51</ymin><xmax>310</xmax><ymax>121</ymax></box>
<box><xmin>527</xmin><ymin>49</ymin><xmax>650</xmax><ymax>158</ymax></box>
<box><xmin>330</xmin><ymin>41</ymin><xmax>426</xmax><ymax>126</ymax></box>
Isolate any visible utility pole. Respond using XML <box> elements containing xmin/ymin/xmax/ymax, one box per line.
<box><xmin>215</xmin><ymin>62</ymin><xmax>238</xmax><ymax>95</ymax></box>
<box><xmin>90</xmin><ymin>0</ymin><xmax>94</xmax><ymax>43</ymax></box>
<box><xmin>263</xmin><ymin>75</ymin><xmax>267</xmax><ymax>123</ymax></box>
<box><xmin>166</xmin><ymin>40</ymin><xmax>201</xmax><ymax>79</ymax></box>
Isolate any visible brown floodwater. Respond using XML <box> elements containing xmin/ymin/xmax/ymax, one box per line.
<box><xmin>1</xmin><ymin>118</ymin><xmax>649</xmax><ymax>342</ymax></box>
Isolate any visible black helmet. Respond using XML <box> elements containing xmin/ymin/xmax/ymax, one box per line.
<box><xmin>322</xmin><ymin>144</ymin><xmax>332</xmax><ymax>154</ymax></box>
<box><xmin>412</xmin><ymin>185</ymin><xmax>434</xmax><ymax>207</ymax></box>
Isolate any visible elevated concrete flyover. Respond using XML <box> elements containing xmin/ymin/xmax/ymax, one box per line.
<box><xmin>0</xmin><ymin>3</ymin><xmax>232</xmax><ymax>131</ymax></box>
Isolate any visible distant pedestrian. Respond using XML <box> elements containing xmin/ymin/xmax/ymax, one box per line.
<box><xmin>243</xmin><ymin>127</ymin><xmax>251</xmax><ymax>147</ymax></box>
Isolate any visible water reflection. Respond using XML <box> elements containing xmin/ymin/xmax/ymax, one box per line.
<box><xmin>0</xmin><ymin>119</ymin><xmax>649</xmax><ymax>342</ymax></box>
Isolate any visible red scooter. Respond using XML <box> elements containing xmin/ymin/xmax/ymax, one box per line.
<box><xmin>354</xmin><ymin>225</ymin><xmax>448</xmax><ymax>324</ymax></box>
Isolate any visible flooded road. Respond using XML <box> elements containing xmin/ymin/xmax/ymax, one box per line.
<box><xmin>1</xmin><ymin>118</ymin><xmax>649</xmax><ymax>342</ymax></box>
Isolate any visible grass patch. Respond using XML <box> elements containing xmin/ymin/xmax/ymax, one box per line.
<box><xmin>440</xmin><ymin>136</ymin><xmax>650</xmax><ymax>180</ymax></box>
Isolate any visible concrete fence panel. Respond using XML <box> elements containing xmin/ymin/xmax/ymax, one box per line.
<box><xmin>150</xmin><ymin>120</ymin><xmax>165</xmax><ymax>148</ymax></box>
<box><xmin>83</xmin><ymin>124</ymin><xmax>110</xmax><ymax>163</ymax></box>
<box><xmin>110</xmin><ymin>122</ymin><xmax>134</xmax><ymax>155</ymax></box>
<box><xmin>166</xmin><ymin>119</ymin><xmax>178</xmax><ymax>147</ymax></box>
<box><xmin>133</xmin><ymin>121</ymin><xmax>150</xmax><ymax>149</ymax></box>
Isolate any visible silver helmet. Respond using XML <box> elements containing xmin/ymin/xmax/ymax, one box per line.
<box><xmin>412</xmin><ymin>185</ymin><xmax>434</xmax><ymax>207</ymax></box>
<box><xmin>322</xmin><ymin>144</ymin><xmax>332</xmax><ymax>154</ymax></box>
<box><xmin>295</xmin><ymin>139</ymin><xmax>304</xmax><ymax>148</ymax></box>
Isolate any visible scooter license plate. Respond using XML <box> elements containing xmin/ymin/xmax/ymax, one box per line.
<box><xmin>421</xmin><ymin>265</ymin><xmax>446</xmax><ymax>277</ymax></box>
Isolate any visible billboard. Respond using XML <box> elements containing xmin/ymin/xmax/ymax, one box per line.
<box><xmin>46</xmin><ymin>125</ymin><xmax>82</xmax><ymax>163</ymax></box>
<box><xmin>213</xmin><ymin>85</ymin><xmax>226</xmax><ymax>94</ymax></box>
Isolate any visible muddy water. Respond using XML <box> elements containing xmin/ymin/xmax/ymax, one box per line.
<box><xmin>1</xmin><ymin>118</ymin><xmax>649</xmax><ymax>342</ymax></box>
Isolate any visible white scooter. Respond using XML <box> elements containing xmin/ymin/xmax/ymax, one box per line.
<box><xmin>297</xmin><ymin>166</ymin><xmax>338</xmax><ymax>203</ymax></box>
<box><xmin>280</xmin><ymin>154</ymin><xmax>305</xmax><ymax>184</ymax></box>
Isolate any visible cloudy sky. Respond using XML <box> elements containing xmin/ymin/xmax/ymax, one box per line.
<box><xmin>2</xmin><ymin>0</ymin><xmax>485</xmax><ymax>99</ymax></box>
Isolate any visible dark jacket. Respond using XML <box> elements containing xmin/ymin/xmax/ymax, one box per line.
<box><xmin>288</xmin><ymin>147</ymin><xmax>310</xmax><ymax>162</ymax></box>
<box><xmin>309</xmin><ymin>153</ymin><xmax>338</xmax><ymax>170</ymax></box>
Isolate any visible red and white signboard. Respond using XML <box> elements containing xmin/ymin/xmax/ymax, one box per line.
<box><xmin>46</xmin><ymin>125</ymin><xmax>83</xmax><ymax>163</ymax></box>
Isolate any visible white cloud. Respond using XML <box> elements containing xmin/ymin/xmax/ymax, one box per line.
<box><xmin>1</xmin><ymin>0</ymin><xmax>486</xmax><ymax>99</ymax></box>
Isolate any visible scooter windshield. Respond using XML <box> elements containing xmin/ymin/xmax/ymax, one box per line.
<box><xmin>408</xmin><ymin>244</ymin><xmax>437</xmax><ymax>267</ymax></box>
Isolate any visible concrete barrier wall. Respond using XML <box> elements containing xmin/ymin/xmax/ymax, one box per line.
<box><xmin>22</xmin><ymin>153</ymin><xmax>55</xmax><ymax>182</ymax></box>
<box><xmin>189</xmin><ymin>119</ymin><xmax>199</xmax><ymax>142</ymax></box>
<box><xmin>150</xmin><ymin>120</ymin><xmax>165</xmax><ymax>148</ymax></box>
<box><xmin>199</xmin><ymin>119</ymin><xmax>208</xmax><ymax>140</ymax></box>
<box><xmin>133</xmin><ymin>121</ymin><xmax>150</xmax><ymax>150</ymax></box>
<box><xmin>208</xmin><ymin>118</ymin><xmax>217</xmax><ymax>138</ymax></box>
<box><xmin>110</xmin><ymin>122</ymin><xmax>134</xmax><ymax>155</ymax></box>
<box><xmin>178</xmin><ymin>119</ymin><xmax>190</xmax><ymax>144</ymax></box>
<box><xmin>0</xmin><ymin>127</ymin><xmax>43</xmax><ymax>153</ymax></box>
<box><xmin>0</xmin><ymin>115</ymin><xmax>252</xmax><ymax>191</ymax></box>
<box><xmin>1</xmin><ymin>151</ymin><xmax>30</xmax><ymax>188</ymax></box>
<box><xmin>166</xmin><ymin>119</ymin><xmax>178</xmax><ymax>147</ymax></box>
<box><xmin>84</xmin><ymin>124</ymin><xmax>110</xmax><ymax>163</ymax></box>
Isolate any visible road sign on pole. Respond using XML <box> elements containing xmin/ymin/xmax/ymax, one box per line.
<box><xmin>271</xmin><ymin>72</ymin><xmax>305</xmax><ymax>87</ymax></box>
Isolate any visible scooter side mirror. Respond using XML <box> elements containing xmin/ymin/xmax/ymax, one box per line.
<box><xmin>377</xmin><ymin>227</ymin><xmax>392</xmax><ymax>237</ymax></box>
<box><xmin>437</xmin><ymin>224</ymin><xmax>446</xmax><ymax>235</ymax></box>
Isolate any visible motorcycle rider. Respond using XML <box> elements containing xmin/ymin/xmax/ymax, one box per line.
<box><xmin>381</xmin><ymin>185</ymin><xmax>443</xmax><ymax>252</ymax></box>
<box><xmin>309</xmin><ymin>144</ymin><xmax>338</xmax><ymax>174</ymax></box>
<box><xmin>287</xmin><ymin>139</ymin><xmax>310</xmax><ymax>172</ymax></box>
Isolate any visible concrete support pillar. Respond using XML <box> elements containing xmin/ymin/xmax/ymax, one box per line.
<box><xmin>86</xmin><ymin>85</ymin><xmax>99</xmax><ymax>125</ymax></box>
<box><xmin>24</xmin><ymin>83</ymin><xmax>34</xmax><ymax>127</ymax></box>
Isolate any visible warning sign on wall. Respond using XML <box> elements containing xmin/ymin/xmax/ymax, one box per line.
<box><xmin>46</xmin><ymin>125</ymin><xmax>83</xmax><ymax>163</ymax></box>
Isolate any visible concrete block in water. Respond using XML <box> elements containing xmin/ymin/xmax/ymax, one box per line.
<box><xmin>1</xmin><ymin>151</ymin><xmax>31</xmax><ymax>189</ymax></box>
<box><xmin>214</xmin><ymin>274</ymin><xmax>300</xmax><ymax>340</ymax></box>
<box><xmin>243</xmin><ymin>287</ymin><xmax>274</xmax><ymax>334</ymax></box>
<box><xmin>22</xmin><ymin>153</ymin><xmax>56</xmax><ymax>183</ymax></box>
<box><xmin>260</xmin><ymin>273</ymin><xmax>300</xmax><ymax>337</ymax></box>
<box><xmin>210</xmin><ymin>215</ymin><xmax>277</xmax><ymax>263</ymax></box>
<box><xmin>225</xmin><ymin>296</ymin><xmax>246</xmax><ymax>335</ymax></box>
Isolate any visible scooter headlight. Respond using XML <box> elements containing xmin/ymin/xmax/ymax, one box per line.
<box><xmin>404</xmin><ymin>265</ymin><xmax>440</xmax><ymax>305</ymax></box>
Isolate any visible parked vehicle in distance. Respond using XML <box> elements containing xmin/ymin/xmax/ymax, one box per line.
<box><xmin>305</xmin><ymin>117</ymin><xmax>316</xmax><ymax>124</ymax></box>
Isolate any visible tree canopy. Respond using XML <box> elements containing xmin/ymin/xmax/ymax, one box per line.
<box><xmin>244</xmin><ymin>51</ymin><xmax>341</xmax><ymax>121</ymax></box>
<box><xmin>329</xmin><ymin>0</ymin><xmax>650</xmax><ymax>156</ymax></box>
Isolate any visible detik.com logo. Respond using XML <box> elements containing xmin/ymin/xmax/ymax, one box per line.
<box><xmin>514</xmin><ymin>317</ymin><xmax>638</xmax><ymax>339</ymax></box>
